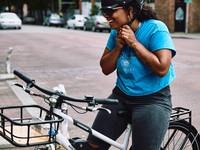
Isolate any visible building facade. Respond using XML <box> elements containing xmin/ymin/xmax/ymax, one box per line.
<box><xmin>155</xmin><ymin>0</ymin><xmax>200</xmax><ymax>33</ymax></box>
<box><xmin>1</xmin><ymin>0</ymin><xmax>199</xmax><ymax>32</ymax></box>
<box><xmin>0</xmin><ymin>0</ymin><xmax>79</xmax><ymax>24</ymax></box>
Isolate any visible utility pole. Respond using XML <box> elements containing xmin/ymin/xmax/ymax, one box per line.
<box><xmin>184</xmin><ymin>0</ymin><xmax>192</xmax><ymax>33</ymax></box>
<box><xmin>185</xmin><ymin>3</ymin><xmax>189</xmax><ymax>33</ymax></box>
<box><xmin>51</xmin><ymin>0</ymin><xmax>54</xmax><ymax>12</ymax></box>
<box><xmin>58</xmin><ymin>0</ymin><xmax>62</xmax><ymax>13</ymax></box>
<box><xmin>79</xmin><ymin>0</ymin><xmax>82</xmax><ymax>14</ymax></box>
<box><xmin>91</xmin><ymin>0</ymin><xmax>94</xmax><ymax>15</ymax></box>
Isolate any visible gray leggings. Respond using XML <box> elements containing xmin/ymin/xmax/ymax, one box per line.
<box><xmin>87</xmin><ymin>86</ymin><xmax>172</xmax><ymax>150</ymax></box>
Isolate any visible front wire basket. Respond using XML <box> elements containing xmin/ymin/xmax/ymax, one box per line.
<box><xmin>0</xmin><ymin>105</ymin><xmax>63</xmax><ymax>147</ymax></box>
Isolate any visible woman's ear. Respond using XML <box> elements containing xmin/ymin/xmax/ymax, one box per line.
<box><xmin>128</xmin><ymin>7</ymin><xmax>134</xmax><ymax>20</ymax></box>
<box><xmin>126</xmin><ymin>7</ymin><xmax>134</xmax><ymax>24</ymax></box>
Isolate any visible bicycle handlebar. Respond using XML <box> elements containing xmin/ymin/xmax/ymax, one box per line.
<box><xmin>13</xmin><ymin>70</ymin><xmax>34</xmax><ymax>85</ymax></box>
<box><xmin>13</xmin><ymin>70</ymin><xmax>119</xmax><ymax>105</ymax></box>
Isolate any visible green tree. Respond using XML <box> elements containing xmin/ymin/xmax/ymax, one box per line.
<box><xmin>91</xmin><ymin>4</ymin><xmax>99</xmax><ymax>16</ymax></box>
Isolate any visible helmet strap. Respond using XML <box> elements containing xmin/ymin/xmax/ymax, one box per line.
<box><xmin>127</xmin><ymin>8</ymin><xmax>137</xmax><ymax>27</ymax></box>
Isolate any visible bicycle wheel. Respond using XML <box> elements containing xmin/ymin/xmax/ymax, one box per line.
<box><xmin>161</xmin><ymin>120</ymin><xmax>200</xmax><ymax>150</ymax></box>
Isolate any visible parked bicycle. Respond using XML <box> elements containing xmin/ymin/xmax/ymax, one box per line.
<box><xmin>0</xmin><ymin>70</ymin><xmax>200</xmax><ymax>150</ymax></box>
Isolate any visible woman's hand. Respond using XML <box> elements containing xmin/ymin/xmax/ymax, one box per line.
<box><xmin>116</xmin><ymin>30</ymin><xmax>126</xmax><ymax>49</ymax></box>
<box><xmin>120</xmin><ymin>25</ymin><xmax>138</xmax><ymax>47</ymax></box>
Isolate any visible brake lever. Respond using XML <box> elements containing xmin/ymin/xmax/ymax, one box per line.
<box><xmin>14</xmin><ymin>83</ymin><xmax>32</xmax><ymax>93</ymax></box>
<box><xmin>97</xmin><ymin>107</ymin><xmax>111</xmax><ymax>114</ymax></box>
<box><xmin>13</xmin><ymin>83</ymin><xmax>25</xmax><ymax>89</ymax></box>
<box><xmin>84</xmin><ymin>106</ymin><xmax>111</xmax><ymax>114</ymax></box>
<box><xmin>13</xmin><ymin>83</ymin><xmax>42</xmax><ymax>97</ymax></box>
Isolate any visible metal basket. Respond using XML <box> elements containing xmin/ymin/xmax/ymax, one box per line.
<box><xmin>0</xmin><ymin>105</ymin><xmax>63</xmax><ymax>147</ymax></box>
<box><xmin>170</xmin><ymin>107</ymin><xmax>192</xmax><ymax>124</ymax></box>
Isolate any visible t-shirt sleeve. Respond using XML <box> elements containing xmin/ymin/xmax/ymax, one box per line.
<box><xmin>106</xmin><ymin>30</ymin><xmax>117</xmax><ymax>52</ymax></box>
<box><xmin>149</xmin><ymin>31</ymin><xmax>176</xmax><ymax>57</ymax></box>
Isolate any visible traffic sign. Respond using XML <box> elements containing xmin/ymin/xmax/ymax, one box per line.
<box><xmin>184</xmin><ymin>0</ymin><xmax>192</xmax><ymax>3</ymax></box>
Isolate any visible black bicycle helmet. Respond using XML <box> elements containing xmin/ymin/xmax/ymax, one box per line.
<box><xmin>101</xmin><ymin>0</ymin><xmax>144</xmax><ymax>12</ymax></box>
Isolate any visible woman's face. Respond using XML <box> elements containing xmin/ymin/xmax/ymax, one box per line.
<box><xmin>103</xmin><ymin>7</ymin><xmax>129</xmax><ymax>30</ymax></box>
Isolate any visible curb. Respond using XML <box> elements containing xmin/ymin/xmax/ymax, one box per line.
<box><xmin>0</xmin><ymin>74</ymin><xmax>15</xmax><ymax>81</ymax></box>
<box><xmin>0</xmin><ymin>80</ymin><xmax>37</xmax><ymax>149</ymax></box>
<box><xmin>0</xmin><ymin>78</ymin><xmax>15</xmax><ymax>149</ymax></box>
<box><xmin>0</xmin><ymin>138</ymin><xmax>14</xmax><ymax>149</ymax></box>
<box><xmin>171</xmin><ymin>33</ymin><xmax>200</xmax><ymax>39</ymax></box>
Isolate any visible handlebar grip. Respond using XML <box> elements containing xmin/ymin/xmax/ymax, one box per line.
<box><xmin>13</xmin><ymin>70</ymin><xmax>34</xmax><ymax>84</ymax></box>
<box><xmin>94</xmin><ymin>99</ymin><xmax>119</xmax><ymax>105</ymax></box>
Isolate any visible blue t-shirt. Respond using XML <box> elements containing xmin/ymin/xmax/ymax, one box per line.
<box><xmin>106</xmin><ymin>19</ymin><xmax>176</xmax><ymax>96</ymax></box>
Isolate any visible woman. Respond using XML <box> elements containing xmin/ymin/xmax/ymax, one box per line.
<box><xmin>87</xmin><ymin>0</ymin><xmax>176</xmax><ymax>150</ymax></box>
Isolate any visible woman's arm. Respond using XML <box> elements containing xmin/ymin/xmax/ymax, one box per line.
<box><xmin>100</xmin><ymin>46</ymin><xmax>122</xmax><ymax>75</ymax></box>
<box><xmin>100</xmin><ymin>31</ymin><xmax>125</xmax><ymax>75</ymax></box>
<box><xmin>132</xmin><ymin>41</ymin><xmax>172</xmax><ymax>77</ymax></box>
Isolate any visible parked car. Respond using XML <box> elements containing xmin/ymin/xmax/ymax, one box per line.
<box><xmin>66</xmin><ymin>14</ymin><xmax>87</xmax><ymax>29</ymax></box>
<box><xmin>43</xmin><ymin>13</ymin><xmax>65</xmax><ymax>27</ymax></box>
<box><xmin>23</xmin><ymin>16</ymin><xmax>36</xmax><ymax>24</ymax></box>
<box><xmin>83</xmin><ymin>15</ymin><xmax>110</xmax><ymax>32</ymax></box>
<box><xmin>0</xmin><ymin>12</ymin><xmax>22</xmax><ymax>29</ymax></box>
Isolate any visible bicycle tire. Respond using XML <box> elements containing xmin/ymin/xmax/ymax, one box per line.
<box><xmin>161</xmin><ymin>120</ymin><xmax>200</xmax><ymax>150</ymax></box>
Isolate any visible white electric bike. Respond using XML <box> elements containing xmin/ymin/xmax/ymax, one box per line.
<box><xmin>0</xmin><ymin>70</ymin><xmax>199</xmax><ymax>150</ymax></box>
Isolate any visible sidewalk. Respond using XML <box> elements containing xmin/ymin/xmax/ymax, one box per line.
<box><xmin>0</xmin><ymin>81</ymin><xmax>25</xmax><ymax>150</ymax></box>
<box><xmin>171</xmin><ymin>32</ymin><xmax>200</xmax><ymax>39</ymax></box>
<box><xmin>0</xmin><ymin>61</ymin><xmax>16</xmax><ymax>149</ymax></box>
<box><xmin>0</xmin><ymin>83</ymin><xmax>33</xmax><ymax>150</ymax></box>
<box><xmin>0</xmin><ymin>51</ymin><xmax>20</xmax><ymax>149</ymax></box>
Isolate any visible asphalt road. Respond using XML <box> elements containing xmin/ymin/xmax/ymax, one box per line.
<box><xmin>0</xmin><ymin>25</ymin><xmax>200</xmax><ymax>149</ymax></box>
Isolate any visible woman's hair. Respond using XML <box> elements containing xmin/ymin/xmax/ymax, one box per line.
<box><xmin>135</xmin><ymin>5</ymin><xmax>158</xmax><ymax>21</ymax></box>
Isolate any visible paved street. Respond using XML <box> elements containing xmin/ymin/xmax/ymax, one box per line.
<box><xmin>0</xmin><ymin>25</ymin><xmax>115</xmax><ymax>149</ymax></box>
<box><xmin>0</xmin><ymin>25</ymin><xmax>200</xmax><ymax>149</ymax></box>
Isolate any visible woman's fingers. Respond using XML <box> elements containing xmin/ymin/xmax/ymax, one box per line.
<box><xmin>121</xmin><ymin>30</ymin><xmax>131</xmax><ymax>40</ymax></box>
<box><xmin>123</xmin><ymin>25</ymin><xmax>131</xmax><ymax>29</ymax></box>
<box><xmin>119</xmin><ymin>25</ymin><xmax>137</xmax><ymax>46</ymax></box>
<box><xmin>120</xmin><ymin>26</ymin><xmax>132</xmax><ymax>38</ymax></box>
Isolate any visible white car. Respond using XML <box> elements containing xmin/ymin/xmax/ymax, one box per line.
<box><xmin>43</xmin><ymin>13</ymin><xmax>65</xmax><ymax>27</ymax></box>
<box><xmin>84</xmin><ymin>15</ymin><xmax>110</xmax><ymax>32</ymax></box>
<box><xmin>0</xmin><ymin>12</ymin><xmax>22</xmax><ymax>29</ymax></box>
<box><xmin>66</xmin><ymin>14</ymin><xmax>86</xmax><ymax>29</ymax></box>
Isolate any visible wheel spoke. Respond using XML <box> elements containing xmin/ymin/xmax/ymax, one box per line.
<box><xmin>161</xmin><ymin>121</ymin><xmax>200</xmax><ymax>150</ymax></box>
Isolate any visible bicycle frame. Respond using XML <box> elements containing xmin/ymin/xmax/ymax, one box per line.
<box><xmin>53</xmin><ymin>108</ymin><xmax>132</xmax><ymax>150</ymax></box>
